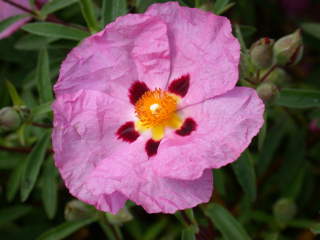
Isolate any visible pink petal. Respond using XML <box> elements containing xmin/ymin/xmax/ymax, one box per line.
<box><xmin>153</xmin><ymin>87</ymin><xmax>264</xmax><ymax>180</ymax></box>
<box><xmin>146</xmin><ymin>2</ymin><xmax>240</xmax><ymax>106</ymax></box>
<box><xmin>53</xmin><ymin>89</ymin><xmax>212</xmax><ymax>213</ymax></box>
<box><xmin>0</xmin><ymin>0</ymin><xmax>32</xmax><ymax>39</ymax></box>
<box><xmin>54</xmin><ymin>13</ymin><xmax>170</xmax><ymax>99</ymax></box>
<box><xmin>52</xmin><ymin>89</ymin><xmax>133</xmax><ymax>213</ymax></box>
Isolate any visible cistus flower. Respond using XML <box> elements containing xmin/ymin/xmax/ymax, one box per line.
<box><xmin>0</xmin><ymin>0</ymin><xmax>46</xmax><ymax>39</ymax></box>
<box><xmin>52</xmin><ymin>2</ymin><xmax>264</xmax><ymax>214</ymax></box>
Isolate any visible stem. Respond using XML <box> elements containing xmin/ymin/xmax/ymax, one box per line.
<box><xmin>0</xmin><ymin>145</ymin><xmax>31</xmax><ymax>153</ymax></box>
<box><xmin>2</xmin><ymin>0</ymin><xmax>36</xmax><ymax>15</ymax></box>
<box><xmin>97</xmin><ymin>212</ymin><xmax>122</xmax><ymax>240</ymax></box>
<box><xmin>31</xmin><ymin>122</ymin><xmax>52</xmax><ymax>128</ymax></box>
<box><xmin>259</xmin><ymin>65</ymin><xmax>278</xmax><ymax>82</ymax></box>
<box><xmin>0</xmin><ymin>145</ymin><xmax>53</xmax><ymax>154</ymax></box>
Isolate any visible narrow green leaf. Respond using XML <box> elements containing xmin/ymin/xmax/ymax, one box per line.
<box><xmin>181</xmin><ymin>227</ymin><xmax>196</xmax><ymax>240</ymax></box>
<box><xmin>213</xmin><ymin>0</ymin><xmax>234</xmax><ymax>15</ymax></box>
<box><xmin>101</xmin><ymin>0</ymin><xmax>127</xmax><ymax>26</ymax></box>
<box><xmin>0</xmin><ymin>14</ymin><xmax>29</xmax><ymax>33</ymax></box>
<box><xmin>232</xmin><ymin>151</ymin><xmax>257</xmax><ymax>202</ymax></box>
<box><xmin>37</xmin><ymin>218</ymin><xmax>96</xmax><ymax>240</ymax></box>
<box><xmin>275</xmin><ymin>88</ymin><xmax>320</xmax><ymax>108</ymax></box>
<box><xmin>31</xmin><ymin>101</ymin><xmax>52</xmax><ymax>117</ymax></box>
<box><xmin>41</xmin><ymin>157</ymin><xmax>58</xmax><ymax>219</ymax></box>
<box><xmin>41</xmin><ymin>0</ymin><xmax>79</xmax><ymax>16</ymax></box>
<box><xmin>6</xmin><ymin>161</ymin><xmax>25</xmax><ymax>202</ymax></box>
<box><xmin>143</xmin><ymin>218</ymin><xmax>168</xmax><ymax>240</ymax></box>
<box><xmin>204</xmin><ymin>204</ymin><xmax>251</xmax><ymax>240</ymax></box>
<box><xmin>5</xmin><ymin>80</ymin><xmax>23</xmax><ymax>106</ymax></box>
<box><xmin>36</xmin><ymin>48</ymin><xmax>53</xmax><ymax>103</ymax></box>
<box><xmin>79</xmin><ymin>0</ymin><xmax>99</xmax><ymax>32</ymax></box>
<box><xmin>301</xmin><ymin>22</ymin><xmax>320</xmax><ymax>39</ymax></box>
<box><xmin>257</xmin><ymin>121</ymin><xmax>286</xmax><ymax>175</ymax></box>
<box><xmin>20</xmin><ymin>130</ymin><xmax>51</xmax><ymax>202</ymax></box>
<box><xmin>0</xmin><ymin>205</ymin><xmax>32</xmax><ymax>226</ymax></box>
<box><xmin>135</xmin><ymin>0</ymin><xmax>155</xmax><ymax>13</ymax></box>
<box><xmin>22</xmin><ymin>23</ymin><xmax>89</xmax><ymax>41</ymax></box>
<box><xmin>234</xmin><ymin>24</ymin><xmax>248</xmax><ymax>53</ymax></box>
<box><xmin>258</xmin><ymin>114</ymin><xmax>267</xmax><ymax>151</ymax></box>
<box><xmin>15</xmin><ymin>35</ymin><xmax>58</xmax><ymax>50</ymax></box>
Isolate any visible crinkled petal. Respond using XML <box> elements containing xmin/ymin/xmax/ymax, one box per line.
<box><xmin>0</xmin><ymin>0</ymin><xmax>32</xmax><ymax>39</ymax></box>
<box><xmin>52</xmin><ymin>90</ymin><xmax>133</xmax><ymax>213</ymax></box>
<box><xmin>153</xmin><ymin>87</ymin><xmax>264</xmax><ymax>180</ymax></box>
<box><xmin>146</xmin><ymin>2</ymin><xmax>240</xmax><ymax>106</ymax></box>
<box><xmin>53</xmin><ymin>89</ymin><xmax>212</xmax><ymax>214</ymax></box>
<box><xmin>91</xmin><ymin>137</ymin><xmax>213</xmax><ymax>213</ymax></box>
<box><xmin>54</xmin><ymin>13</ymin><xmax>170</xmax><ymax>99</ymax></box>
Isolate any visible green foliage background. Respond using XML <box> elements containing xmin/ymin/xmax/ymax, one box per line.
<box><xmin>0</xmin><ymin>0</ymin><xmax>320</xmax><ymax>239</ymax></box>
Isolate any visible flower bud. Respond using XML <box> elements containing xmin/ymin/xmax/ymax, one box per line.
<box><xmin>273</xmin><ymin>29</ymin><xmax>303</xmax><ymax>66</ymax></box>
<box><xmin>64</xmin><ymin>200</ymin><xmax>92</xmax><ymax>221</ymax></box>
<box><xmin>106</xmin><ymin>207</ymin><xmax>133</xmax><ymax>225</ymax></box>
<box><xmin>273</xmin><ymin>198</ymin><xmax>297</xmax><ymax>223</ymax></box>
<box><xmin>257</xmin><ymin>82</ymin><xmax>278</xmax><ymax>102</ymax></box>
<box><xmin>264</xmin><ymin>68</ymin><xmax>290</xmax><ymax>87</ymax></box>
<box><xmin>0</xmin><ymin>107</ymin><xmax>21</xmax><ymax>132</ymax></box>
<box><xmin>250</xmin><ymin>37</ymin><xmax>274</xmax><ymax>69</ymax></box>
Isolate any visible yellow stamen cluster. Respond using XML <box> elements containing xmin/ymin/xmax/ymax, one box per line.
<box><xmin>135</xmin><ymin>89</ymin><xmax>178</xmax><ymax>128</ymax></box>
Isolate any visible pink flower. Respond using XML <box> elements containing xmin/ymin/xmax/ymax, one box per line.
<box><xmin>0</xmin><ymin>0</ymin><xmax>46</xmax><ymax>39</ymax></box>
<box><xmin>52</xmin><ymin>2</ymin><xmax>264</xmax><ymax>214</ymax></box>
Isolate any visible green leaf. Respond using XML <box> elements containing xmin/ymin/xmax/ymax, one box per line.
<box><xmin>40</xmin><ymin>0</ymin><xmax>79</xmax><ymax>16</ymax></box>
<box><xmin>79</xmin><ymin>0</ymin><xmax>99</xmax><ymax>33</ymax></box>
<box><xmin>6</xmin><ymin>161</ymin><xmax>25</xmax><ymax>202</ymax></box>
<box><xmin>181</xmin><ymin>227</ymin><xmax>196</xmax><ymax>240</ymax></box>
<box><xmin>204</xmin><ymin>204</ymin><xmax>251</xmax><ymax>240</ymax></box>
<box><xmin>15</xmin><ymin>35</ymin><xmax>58</xmax><ymax>50</ymax></box>
<box><xmin>301</xmin><ymin>22</ymin><xmax>320</xmax><ymax>39</ymax></box>
<box><xmin>101</xmin><ymin>0</ymin><xmax>127</xmax><ymax>26</ymax></box>
<box><xmin>36</xmin><ymin>48</ymin><xmax>53</xmax><ymax>103</ymax></box>
<box><xmin>213</xmin><ymin>0</ymin><xmax>235</xmax><ymax>15</ymax></box>
<box><xmin>20</xmin><ymin>130</ymin><xmax>51</xmax><ymax>202</ymax></box>
<box><xmin>0</xmin><ymin>14</ymin><xmax>29</xmax><ymax>33</ymax></box>
<box><xmin>37</xmin><ymin>218</ymin><xmax>96</xmax><ymax>240</ymax></box>
<box><xmin>143</xmin><ymin>218</ymin><xmax>168</xmax><ymax>240</ymax></box>
<box><xmin>275</xmin><ymin>88</ymin><xmax>320</xmax><ymax>108</ymax></box>
<box><xmin>31</xmin><ymin>101</ymin><xmax>52</xmax><ymax>118</ymax></box>
<box><xmin>41</xmin><ymin>157</ymin><xmax>58</xmax><ymax>219</ymax></box>
<box><xmin>0</xmin><ymin>205</ymin><xmax>32</xmax><ymax>226</ymax></box>
<box><xmin>22</xmin><ymin>23</ymin><xmax>89</xmax><ymax>41</ymax></box>
<box><xmin>232</xmin><ymin>151</ymin><xmax>257</xmax><ymax>202</ymax></box>
<box><xmin>5</xmin><ymin>80</ymin><xmax>24</xmax><ymax>106</ymax></box>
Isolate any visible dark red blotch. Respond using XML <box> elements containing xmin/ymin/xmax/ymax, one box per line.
<box><xmin>129</xmin><ymin>81</ymin><xmax>149</xmax><ymax>105</ymax></box>
<box><xmin>145</xmin><ymin>139</ymin><xmax>161</xmax><ymax>157</ymax></box>
<box><xmin>175</xmin><ymin>118</ymin><xmax>197</xmax><ymax>136</ymax></box>
<box><xmin>168</xmin><ymin>74</ymin><xmax>190</xmax><ymax>97</ymax></box>
<box><xmin>116</xmin><ymin>122</ymin><xmax>140</xmax><ymax>143</ymax></box>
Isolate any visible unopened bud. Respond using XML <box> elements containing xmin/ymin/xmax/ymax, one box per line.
<box><xmin>106</xmin><ymin>207</ymin><xmax>133</xmax><ymax>225</ymax></box>
<box><xmin>257</xmin><ymin>82</ymin><xmax>278</xmax><ymax>102</ymax></box>
<box><xmin>64</xmin><ymin>200</ymin><xmax>92</xmax><ymax>221</ymax></box>
<box><xmin>264</xmin><ymin>68</ymin><xmax>290</xmax><ymax>87</ymax></box>
<box><xmin>273</xmin><ymin>198</ymin><xmax>297</xmax><ymax>223</ymax></box>
<box><xmin>0</xmin><ymin>107</ymin><xmax>21</xmax><ymax>132</ymax></box>
<box><xmin>273</xmin><ymin>29</ymin><xmax>303</xmax><ymax>66</ymax></box>
<box><xmin>250</xmin><ymin>37</ymin><xmax>274</xmax><ymax>69</ymax></box>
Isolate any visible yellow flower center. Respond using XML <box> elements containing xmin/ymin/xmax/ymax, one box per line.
<box><xmin>134</xmin><ymin>89</ymin><xmax>183</xmax><ymax>140</ymax></box>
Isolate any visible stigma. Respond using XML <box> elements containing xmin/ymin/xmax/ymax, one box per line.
<box><xmin>134</xmin><ymin>89</ymin><xmax>183</xmax><ymax>140</ymax></box>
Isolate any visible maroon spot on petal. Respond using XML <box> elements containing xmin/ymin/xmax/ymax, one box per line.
<box><xmin>175</xmin><ymin>118</ymin><xmax>197</xmax><ymax>136</ymax></box>
<box><xmin>129</xmin><ymin>81</ymin><xmax>150</xmax><ymax>105</ymax></box>
<box><xmin>145</xmin><ymin>139</ymin><xmax>161</xmax><ymax>157</ymax></box>
<box><xmin>116</xmin><ymin>122</ymin><xmax>139</xmax><ymax>143</ymax></box>
<box><xmin>168</xmin><ymin>74</ymin><xmax>190</xmax><ymax>97</ymax></box>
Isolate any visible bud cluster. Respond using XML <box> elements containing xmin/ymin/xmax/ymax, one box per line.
<box><xmin>242</xmin><ymin>29</ymin><xmax>304</xmax><ymax>103</ymax></box>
